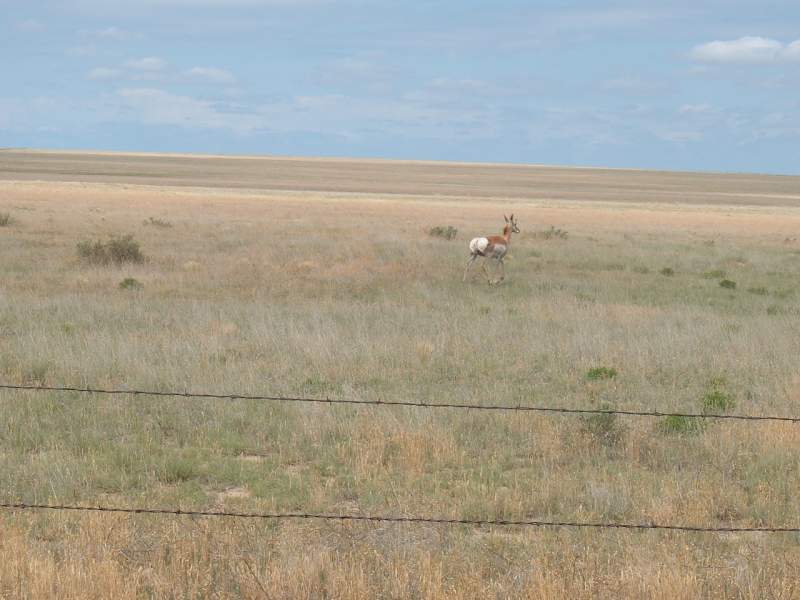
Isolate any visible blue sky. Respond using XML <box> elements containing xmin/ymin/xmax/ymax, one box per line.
<box><xmin>2</xmin><ymin>0</ymin><xmax>799</xmax><ymax>174</ymax></box>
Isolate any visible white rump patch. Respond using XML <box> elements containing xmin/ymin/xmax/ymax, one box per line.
<box><xmin>469</xmin><ymin>237</ymin><xmax>490</xmax><ymax>254</ymax></box>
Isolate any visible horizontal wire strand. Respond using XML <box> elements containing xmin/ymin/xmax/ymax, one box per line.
<box><xmin>2</xmin><ymin>502</ymin><xmax>798</xmax><ymax>533</ymax></box>
<box><xmin>1</xmin><ymin>383</ymin><xmax>798</xmax><ymax>423</ymax></box>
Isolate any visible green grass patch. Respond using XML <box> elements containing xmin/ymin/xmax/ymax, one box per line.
<box><xmin>119</xmin><ymin>277</ymin><xmax>143</xmax><ymax>290</ymax></box>
<box><xmin>702</xmin><ymin>269</ymin><xmax>726</xmax><ymax>279</ymax></box>
<box><xmin>586</xmin><ymin>366</ymin><xmax>617</xmax><ymax>381</ymax></box>
<box><xmin>658</xmin><ymin>415</ymin><xmax>706</xmax><ymax>435</ymax></box>
<box><xmin>702</xmin><ymin>389</ymin><xmax>736</xmax><ymax>413</ymax></box>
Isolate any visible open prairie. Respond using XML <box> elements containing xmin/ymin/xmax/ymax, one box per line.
<box><xmin>1</xmin><ymin>150</ymin><xmax>800</xmax><ymax>598</ymax></box>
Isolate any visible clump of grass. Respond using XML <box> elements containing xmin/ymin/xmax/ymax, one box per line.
<box><xmin>582</xmin><ymin>405</ymin><xmax>625</xmax><ymax>447</ymax></box>
<box><xmin>540</xmin><ymin>226</ymin><xmax>568</xmax><ymax>240</ymax></box>
<box><xmin>24</xmin><ymin>361</ymin><xmax>51</xmax><ymax>386</ymax></box>
<box><xmin>143</xmin><ymin>217</ymin><xmax>173</xmax><ymax>228</ymax></box>
<box><xmin>0</xmin><ymin>212</ymin><xmax>13</xmax><ymax>226</ymax></box>
<box><xmin>586</xmin><ymin>366</ymin><xmax>617</xmax><ymax>381</ymax></box>
<box><xmin>428</xmin><ymin>225</ymin><xmax>458</xmax><ymax>240</ymax></box>
<box><xmin>659</xmin><ymin>267</ymin><xmax>675</xmax><ymax>276</ymax></box>
<box><xmin>701</xmin><ymin>377</ymin><xmax>736</xmax><ymax>413</ymax></box>
<box><xmin>719</xmin><ymin>279</ymin><xmax>737</xmax><ymax>290</ymax></box>
<box><xmin>658</xmin><ymin>415</ymin><xmax>706</xmax><ymax>435</ymax></box>
<box><xmin>702</xmin><ymin>389</ymin><xmax>736</xmax><ymax>413</ymax></box>
<box><xmin>160</xmin><ymin>457</ymin><xmax>199</xmax><ymax>484</ymax></box>
<box><xmin>767</xmin><ymin>305</ymin><xmax>781</xmax><ymax>316</ymax></box>
<box><xmin>632</xmin><ymin>266</ymin><xmax>650</xmax><ymax>274</ymax></box>
<box><xmin>747</xmin><ymin>286</ymin><xmax>768</xmax><ymax>296</ymax></box>
<box><xmin>702</xmin><ymin>269</ymin><xmax>726</xmax><ymax>279</ymax></box>
<box><xmin>77</xmin><ymin>234</ymin><xmax>144</xmax><ymax>265</ymax></box>
<box><xmin>119</xmin><ymin>277</ymin><xmax>143</xmax><ymax>290</ymax></box>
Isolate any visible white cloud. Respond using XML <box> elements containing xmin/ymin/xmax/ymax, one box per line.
<box><xmin>655</xmin><ymin>130</ymin><xmax>703</xmax><ymax>143</ymax></box>
<box><xmin>679</xmin><ymin>103</ymin><xmax>713</xmax><ymax>114</ymax></box>
<box><xmin>80</xmin><ymin>26</ymin><xmax>138</xmax><ymax>40</ymax></box>
<box><xmin>125</xmin><ymin>57</ymin><xmax>167</xmax><ymax>71</ymax></box>
<box><xmin>689</xmin><ymin>36</ymin><xmax>800</xmax><ymax>64</ymax></box>
<box><xmin>102</xmin><ymin>87</ymin><xmax>495</xmax><ymax>141</ymax></box>
<box><xmin>601</xmin><ymin>76</ymin><xmax>668</xmax><ymax>96</ymax></box>
<box><xmin>16</xmin><ymin>19</ymin><xmax>45</xmax><ymax>32</ymax></box>
<box><xmin>87</xmin><ymin>67</ymin><xmax>122</xmax><ymax>80</ymax></box>
<box><xmin>185</xmin><ymin>67</ymin><xmax>236</xmax><ymax>84</ymax></box>
<box><xmin>67</xmin><ymin>45</ymin><xmax>97</xmax><ymax>57</ymax></box>
<box><xmin>784</xmin><ymin>40</ymin><xmax>800</xmax><ymax>61</ymax></box>
<box><xmin>113</xmin><ymin>88</ymin><xmax>262</xmax><ymax>134</ymax></box>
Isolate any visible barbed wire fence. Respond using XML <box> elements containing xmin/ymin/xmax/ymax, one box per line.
<box><xmin>2</xmin><ymin>382</ymin><xmax>799</xmax><ymax>534</ymax></box>
<box><xmin>2</xmin><ymin>383</ymin><xmax>798</xmax><ymax>423</ymax></box>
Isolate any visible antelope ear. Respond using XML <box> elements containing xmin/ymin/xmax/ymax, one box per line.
<box><xmin>510</xmin><ymin>213</ymin><xmax>514</xmax><ymax>221</ymax></box>
<box><xmin>504</xmin><ymin>214</ymin><xmax>509</xmax><ymax>222</ymax></box>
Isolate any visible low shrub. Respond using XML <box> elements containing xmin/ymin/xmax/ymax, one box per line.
<box><xmin>119</xmin><ymin>277</ymin><xmax>143</xmax><ymax>290</ymax></box>
<box><xmin>428</xmin><ymin>225</ymin><xmax>458</xmax><ymax>240</ymax></box>
<box><xmin>143</xmin><ymin>217</ymin><xmax>173</xmax><ymax>228</ymax></box>
<box><xmin>0</xmin><ymin>212</ymin><xmax>13</xmax><ymax>226</ymax></box>
<box><xmin>77</xmin><ymin>234</ymin><xmax>144</xmax><ymax>265</ymax></box>
<box><xmin>719</xmin><ymin>279</ymin><xmax>737</xmax><ymax>290</ymax></box>
<box><xmin>540</xmin><ymin>226</ymin><xmax>568</xmax><ymax>240</ymax></box>
<box><xmin>660</xmin><ymin>267</ymin><xmax>675</xmax><ymax>276</ymax></box>
<box><xmin>582</xmin><ymin>405</ymin><xmax>625</xmax><ymax>447</ymax></box>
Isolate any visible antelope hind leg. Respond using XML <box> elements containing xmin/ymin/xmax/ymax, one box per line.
<box><xmin>463</xmin><ymin>254</ymin><xmax>478</xmax><ymax>281</ymax></box>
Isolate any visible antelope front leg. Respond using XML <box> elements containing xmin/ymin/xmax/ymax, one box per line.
<box><xmin>497</xmin><ymin>259</ymin><xmax>505</xmax><ymax>283</ymax></box>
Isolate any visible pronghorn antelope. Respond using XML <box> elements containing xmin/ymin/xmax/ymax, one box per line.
<box><xmin>463</xmin><ymin>214</ymin><xmax>520</xmax><ymax>284</ymax></box>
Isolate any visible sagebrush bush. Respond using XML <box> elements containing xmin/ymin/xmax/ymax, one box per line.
<box><xmin>119</xmin><ymin>277</ymin><xmax>143</xmax><ymax>290</ymax></box>
<box><xmin>659</xmin><ymin>267</ymin><xmax>675</xmax><ymax>276</ymax></box>
<box><xmin>719</xmin><ymin>279</ymin><xmax>737</xmax><ymax>290</ymax></box>
<box><xmin>143</xmin><ymin>217</ymin><xmax>173</xmax><ymax>228</ymax></box>
<box><xmin>0</xmin><ymin>212</ymin><xmax>13</xmax><ymax>227</ymax></box>
<box><xmin>77</xmin><ymin>234</ymin><xmax>144</xmax><ymax>265</ymax></box>
<box><xmin>540</xmin><ymin>226</ymin><xmax>568</xmax><ymax>240</ymax></box>
<box><xmin>428</xmin><ymin>225</ymin><xmax>458</xmax><ymax>240</ymax></box>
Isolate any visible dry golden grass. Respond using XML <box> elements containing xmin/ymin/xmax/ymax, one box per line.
<box><xmin>1</xmin><ymin>161</ymin><xmax>800</xmax><ymax>598</ymax></box>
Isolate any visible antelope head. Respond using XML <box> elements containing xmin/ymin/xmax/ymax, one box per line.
<box><xmin>504</xmin><ymin>214</ymin><xmax>520</xmax><ymax>234</ymax></box>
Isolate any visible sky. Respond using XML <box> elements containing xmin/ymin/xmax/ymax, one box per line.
<box><xmin>1</xmin><ymin>0</ymin><xmax>799</xmax><ymax>174</ymax></box>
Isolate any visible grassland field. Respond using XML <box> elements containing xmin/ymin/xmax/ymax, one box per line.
<box><xmin>1</xmin><ymin>150</ymin><xmax>800</xmax><ymax>598</ymax></box>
